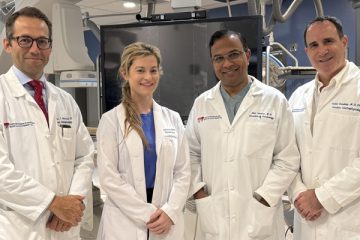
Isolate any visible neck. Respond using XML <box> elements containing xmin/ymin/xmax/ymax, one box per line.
<box><xmin>222</xmin><ymin>76</ymin><xmax>250</xmax><ymax>97</ymax></box>
<box><xmin>134</xmin><ymin>96</ymin><xmax>153</xmax><ymax>114</ymax></box>
<box><xmin>318</xmin><ymin>61</ymin><xmax>347</xmax><ymax>88</ymax></box>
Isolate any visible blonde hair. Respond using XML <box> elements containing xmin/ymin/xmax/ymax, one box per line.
<box><xmin>119</xmin><ymin>42</ymin><xmax>163</xmax><ymax>147</ymax></box>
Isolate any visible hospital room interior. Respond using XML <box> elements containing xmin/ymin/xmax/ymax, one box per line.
<box><xmin>0</xmin><ymin>0</ymin><xmax>359</xmax><ymax>239</ymax></box>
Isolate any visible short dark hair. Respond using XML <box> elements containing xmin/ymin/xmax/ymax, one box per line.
<box><xmin>209</xmin><ymin>29</ymin><xmax>249</xmax><ymax>56</ymax></box>
<box><xmin>303</xmin><ymin>16</ymin><xmax>344</xmax><ymax>47</ymax></box>
<box><xmin>5</xmin><ymin>6</ymin><xmax>52</xmax><ymax>40</ymax></box>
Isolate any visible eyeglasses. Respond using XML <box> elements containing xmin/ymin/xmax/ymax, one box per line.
<box><xmin>9</xmin><ymin>36</ymin><xmax>52</xmax><ymax>50</ymax></box>
<box><xmin>211</xmin><ymin>50</ymin><xmax>245</xmax><ymax>64</ymax></box>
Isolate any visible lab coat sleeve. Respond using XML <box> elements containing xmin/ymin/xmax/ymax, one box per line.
<box><xmin>255</xmin><ymin>98</ymin><xmax>300</xmax><ymax>207</ymax></box>
<box><xmin>67</xmin><ymin>102</ymin><xmax>95</xmax><ymax>199</ymax></box>
<box><xmin>185</xmin><ymin>103</ymin><xmax>206</xmax><ymax>197</ymax></box>
<box><xmin>0</xmin><ymin>119</ymin><xmax>55</xmax><ymax>222</ymax></box>
<box><xmin>315</xmin><ymin>157</ymin><xmax>360</xmax><ymax>214</ymax></box>
<box><xmin>96</xmin><ymin>113</ymin><xmax>156</xmax><ymax>226</ymax></box>
<box><xmin>287</xmin><ymin>173</ymin><xmax>308</xmax><ymax>203</ymax></box>
<box><xmin>161</xmin><ymin>115</ymin><xmax>191</xmax><ymax>225</ymax></box>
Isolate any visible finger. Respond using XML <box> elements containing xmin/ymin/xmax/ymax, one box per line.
<box><xmin>72</xmin><ymin>195</ymin><xmax>85</xmax><ymax>201</ymax></box>
<box><xmin>48</xmin><ymin>217</ymin><xmax>59</xmax><ymax>230</ymax></box>
<box><xmin>61</xmin><ymin>222</ymin><xmax>72</xmax><ymax>232</ymax></box>
<box><xmin>149</xmin><ymin>209</ymin><xmax>162</xmax><ymax>223</ymax></box>
<box><xmin>55</xmin><ymin>220</ymin><xmax>64</xmax><ymax>232</ymax></box>
<box><xmin>64</xmin><ymin>224</ymin><xmax>72</xmax><ymax>231</ymax></box>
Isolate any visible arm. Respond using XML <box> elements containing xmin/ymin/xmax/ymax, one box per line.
<box><xmin>96</xmin><ymin>113</ymin><xmax>156</xmax><ymax>226</ymax></box>
<box><xmin>185</xmin><ymin>106</ymin><xmax>206</xmax><ymax>198</ymax></box>
<box><xmin>315</xmin><ymin>159</ymin><xmax>360</xmax><ymax>214</ymax></box>
<box><xmin>255</xmin><ymin>98</ymin><xmax>300</xmax><ymax>207</ymax></box>
<box><xmin>159</xmin><ymin>115</ymin><xmax>191</xmax><ymax>225</ymax></box>
<box><xmin>0</xmin><ymin>123</ymin><xmax>55</xmax><ymax>222</ymax></box>
<box><xmin>67</xmin><ymin>103</ymin><xmax>94</xmax><ymax>197</ymax></box>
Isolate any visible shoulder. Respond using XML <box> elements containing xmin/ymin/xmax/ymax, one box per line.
<box><xmin>252</xmin><ymin>78</ymin><xmax>287</xmax><ymax>101</ymax></box>
<box><xmin>157</xmin><ymin>103</ymin><xmax>182</xmax><ymax>122</ymax></box>
<box><xmin>291</xmin><ymin>80</ymin><xmax>314</xmax><ymax>98</ymax></box>
<box><xmin>192</xmin><ymin>83</ymin><xmax>220</xmax><ymax>105</ymax></box>
<box><xmin>100</xmin><ymin>104</ymin><xmax>123</xmax><ymax>123</ymax></box>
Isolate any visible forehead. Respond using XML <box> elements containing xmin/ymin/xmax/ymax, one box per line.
<box><xmin>211</xmin><ymin>35</ymin><xmax>243</xmax><ymax>55</ymax></box>
<box><xmin>12</xmin><ymin>16</ymin><xmax>49</xmax><ymax>37</ymax></box>
<box><xmin>306</xmin><ymin>20</ymin><xmax>338</xmax><ymax>41</ymax></box>
<box><xmin>131</xmin><ymin>55</ymin><xmax>158</xmax><ymax>67</ymax></box>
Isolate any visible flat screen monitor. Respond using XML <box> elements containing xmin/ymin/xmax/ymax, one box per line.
<box><xmin>100</xmin><ymin>15</ymin><xmax>263</xmax><ymax>120</ymax></box>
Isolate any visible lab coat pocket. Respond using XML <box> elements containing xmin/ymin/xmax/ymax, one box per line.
<box><xmin>56</xmin><ymin>124</ymin><xmax>76</xmax><ymax>161</ymax></box>
<box><xmin>195</xmin><ymin>195</ymin><xmax>219</xmax><ymax>235</ymax></box>
<box><xmin>247</xmin><ymin>198</ymin><xmax>276</xmax><ymax>239</ymax></box>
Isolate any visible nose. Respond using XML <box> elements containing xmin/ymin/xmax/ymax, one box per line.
<box><xmin>29</xmin><ymin>41</ymin><xmax>40</xmax><ymax>53</ymax></box>
<box><xmin>144</xmin><ymin>71</ymin><xmax>152</xmax><ymax>79</ymax></box>
<box><xmin>318</xmin><ymin>44</ymin><xmax>329</xmax><ymax>56</ymax></box>
<box><xmin>222</xmin><ymin>57</ymin><xmax>234</xmax><ymax>67</ymax></box>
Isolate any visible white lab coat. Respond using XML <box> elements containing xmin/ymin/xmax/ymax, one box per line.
<box><xmin>288</xmin><ymin>61</ymin><xmax>360</xmax><ymax>240</ymax></box>
<box><xmin>186</xmin><ymin>78</ymin><xmax>300</xmax><ymax>240</ymax></box>
<box><xmin>0</xmin><ymin>68</ymin><xmax>94</xmax><ymax>240</ymax></box>
<box><xmin>96</xmin><ymin>101</ymin><xmax>190</xmax><ymax>240</ymax></box>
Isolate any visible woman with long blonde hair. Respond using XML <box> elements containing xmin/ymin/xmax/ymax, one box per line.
<box><xmin>96</xmin><ymin>42</ymin><xmax>190</xmax><ymax>240</ymax></box>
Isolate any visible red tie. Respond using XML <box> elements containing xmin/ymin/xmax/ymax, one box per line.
<box><xmin>29</xmin><ymin>80</ymin><xmax>48</xmax><ymax>124</ymax></box>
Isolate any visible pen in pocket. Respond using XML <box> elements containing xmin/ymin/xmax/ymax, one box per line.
<box><xmin>59</xmin><ymin>124</ymin><xmax>71</xmax><ymax>137</ymax></box>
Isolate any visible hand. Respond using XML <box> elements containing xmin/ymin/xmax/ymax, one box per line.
<box><xmin>147</xmin><ymin>209</ymin><xmax>173</xmax><ymax>235</ymax></box>
<box><xmin>194</xmin><ymin>189</ymin><xmax>208</xmax><ymax>200</ymax></box>
<box><xmin>48</xmin><ymin>195</ymin><xmax>85</xmax><ymax>226</ymax></box>
<box><xmin>46</xmin><ymin>215</ymin><xmax>72</xmax><ymax>232</ymax></box>
<box><xmin>294</xmin><ymin>189</ymin><xmax>323</xmax><ymax>221</ymax></box>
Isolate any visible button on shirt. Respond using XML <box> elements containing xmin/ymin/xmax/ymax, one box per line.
<box><xmin>12</xmin><ymin>66</ymin><xmax>48</xmax><ymax>109</ymax></box>
<box><xmin>220</xmin><ymin>80</ymin><xmax>252</xmax><ymax>123</ymax></box>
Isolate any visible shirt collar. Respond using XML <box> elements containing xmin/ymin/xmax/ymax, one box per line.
<box><xmin>315</xmin><ymin>60</ymin><xmax>348</xmax><ymax>93</ymax></box>
<box><xmin>12</xmin><ymin>65</ymin><xmax>47</xmax><ymax>86</ymax></box>
<box><xmin>220</xmin><ymin>80</ymin><xmax>252</xmax><ymax>102</ymax></box>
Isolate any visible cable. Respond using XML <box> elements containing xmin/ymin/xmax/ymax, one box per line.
<box><xmin>285</xmin><ymin>225</ymin><xmax>294</xmax><ymax>237</ymax></box>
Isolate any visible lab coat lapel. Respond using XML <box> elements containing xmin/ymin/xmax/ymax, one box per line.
<box><xmin>301</xmin><ymin>83</ymin><xmax>315</xmax><ymax>138</ymax></box>
<box><xmin>231</xmin><ymin>79</ymin><xmax>261</xmax><ymax>126</ymax></box>
<box><xmin>45</xmin><ymin>83</ymin><xmax>59</xmax><ymax>130</ymax></box>
<box><xmin>208</xmin><ymin>83</ymin><xmax>231</xmax><ymax>126</ymax></box>
<box><xmin>152</xmin><ymin>101</ymin><xmax>164</xmax><ymax>159</ymax></box>
<box><xmin>5</xmin><ymin>69</ymin><xmax>49</xmax><ymax>129</ymax></box>
<box><xmin>118</xmin><ymin>105</ymin><xmax>147</xmax><ymax>201</ymax></box>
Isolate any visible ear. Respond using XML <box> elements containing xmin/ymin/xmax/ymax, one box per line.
<box><xmin>3</xmin><ymin>38</ymin><xmax>12</xmax><ymax>53</ymax></box>
<box><xmin>120</xmin><ymin>70</ymin><xmax>128</xmax><ymax>81</ymax></box>
<box><xmin>304</xmin><ymin>46</ymin><xmax>309</xmax><ymax>56</ymax></box>
<box><xmin>245</xmin><ymin>48</ymin><xmax>251</xmax><ymax>66</ymax></box>
<box><xmin>342</xmin><ymin>34</ymin><xmax>348</xmax><ymax>48</ymax></box>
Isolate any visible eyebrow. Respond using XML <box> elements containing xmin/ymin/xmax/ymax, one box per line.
<box><xmin>212</xmin><ymin>49</ymin><xmax>241</xmax><ymax>57</ymax></box>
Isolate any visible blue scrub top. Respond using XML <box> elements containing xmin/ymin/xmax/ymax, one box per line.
<box><xmin>141</xmin><ymin>111</ymin><xmax>157</xmax><ymax>189</ymax></box>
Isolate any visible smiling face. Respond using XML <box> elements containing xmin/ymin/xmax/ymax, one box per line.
<box><xmin>3</xmin><ymin>16</ymin><xmax>51</xmax><ymax>80</ymax></box>
<box><xmin>122</xmin><ymin>55</ymin><xmax>160</xmax><ymax>101</ymax></box>
<box><xmin>210</xmin><ymin>34</ymin><xmax>251</xmax><ymax>96</ymax></box>
<box><xmin>305</xmin><ymin>20</ymin><xmax>347</xmax><ymax>85</ymax></box>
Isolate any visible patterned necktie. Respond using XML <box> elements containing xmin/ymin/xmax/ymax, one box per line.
<box><xmin>28</xmin><ymin>80</ymin><xmax>48</xmax><ymax>124</ymax></box>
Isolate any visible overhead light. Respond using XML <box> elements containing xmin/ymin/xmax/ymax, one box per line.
<box><xmin>123</xmin><ymin>2</ymin><xmax>136</xmax><ymax>8</ymax></box>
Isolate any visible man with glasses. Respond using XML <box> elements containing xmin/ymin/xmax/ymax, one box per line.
<box><xmin>0</xmin><ymin>6</ymin><xmax>94</xmax><ymax>240</ymax></box>
<box><xmin>185</xmin><ymin>29</ymin><xmax>300</xmax><ymax>239</ymax></box>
